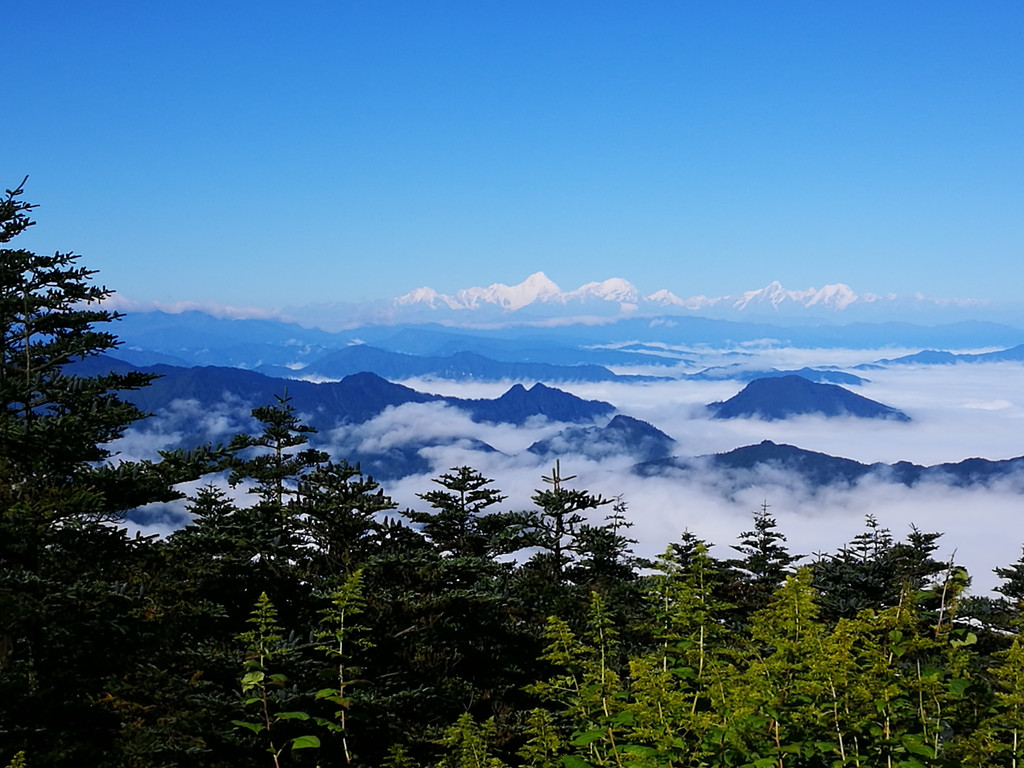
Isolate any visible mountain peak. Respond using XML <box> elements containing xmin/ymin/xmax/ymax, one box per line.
<box><xmin>567</xmin><ymin>277</ymin><xmax>640</xmax><ymax>304</ymax></box>
<box><xmin>806</xmin><ymin>283</ymin><xmax>858</xmax><ymax>309</ymax></box>
<box><xmin>453</xmin><ymin>272</ymin><xmax>562</xmax><ymax>311</ymax></box>
<box><xmin>521</xmin><ymin>271</ymin><xmax>561</xmax><ymax>293</ymax></box>
<box><xmin>646</xmin><ymin>288</ymin><xmax>684</xmax><ymax>306</ymax></box>
<box><xmin>709</xmin><ymin>375</ymin><xmax>911</xmax><ymax>422</ymax></box>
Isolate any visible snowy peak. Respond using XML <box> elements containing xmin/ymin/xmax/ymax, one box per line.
<box><xmin>806</xmin><ymin>283</ymin><xmax>858</xmax><ymax>310</ymax></box>
<box><xmin>397</xmin><ymin>272</ymin><xmax>562</xmax><ymax>312</ymax></box>
<box><xmin>733</xmin><ymin>280</ymin><xmax>792</xmax><ymax>310</ymax></box>
<box><xmin>456</xmin><ymin>272</ymin><xmax>562</xmax><ymax>311</ymax></box>
<box><xmin>566</xmin><ymin>278</ymin><xmax>640</xmax><ymax>305</ymax></box>
<box><xmin>391</xmin><ymin>276</ymin><xmax>975</xmax><ymax>321</ymax></box>
<box><xmin>396</xmin><ymin>274</ymin><xmax>645</xmax><ymax>313</ymax></box>
<box><xmin>720</xmin><ymin>281</ymin><xmax>860</xmax><ymax>312</ymax></box>
<box><xmin>394</xmin><ymin>286</ymin><xmax>460</xmax><ymax>310</ymax></box>
<box><xmin>646</xmin><ymin>289</ymin><xmax>684</xmax><ymax>306</ymax></box>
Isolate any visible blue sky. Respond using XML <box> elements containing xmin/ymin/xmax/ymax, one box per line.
<box><xmin>8</xmin><ymin>2</ymin><xmax>1024</xmax><ymax>310</ymax></box>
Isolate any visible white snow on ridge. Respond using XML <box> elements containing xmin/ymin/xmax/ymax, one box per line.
<box><xmin>806</xmin><ymin>283</ymin><xmax>858</xmax><ymax>310</ymax></box>
<box><xmin>397</xmin><ymin>272</ymin><xmax>563</xmax><ymax>312</ymax></box>
<box><xmin>455</xmin><ymin>272</ymin><xmax>563</xmax><ymax>311</ymax></box>
<box><xmin>728</xmin><ymin>280</ymin><xmax>858</xmax><ymax>311</ymax></box>
<box><xmin>565</xmin><ymin>277</ymin><xmax>640</xmax><ymax>304</ymax></box>
<box><xmin>646</xmin><ymin>289</ymin><xmax>684</xmax><ymax>306</ymax></box>
<box><xmin>394</xmin><ymin>286</ymin><xmax>463</xmax><ymax>310</ymax></box>
<box><xmin>393</xmin><ymin>274</ymin><xmax>986</xmax><ymax>319</ymax></box>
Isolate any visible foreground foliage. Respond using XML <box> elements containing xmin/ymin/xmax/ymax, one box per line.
<box><xmin>5</xmin><ymin>182</ymin><xmax>1024</xmax><ymax>767</ymax></box>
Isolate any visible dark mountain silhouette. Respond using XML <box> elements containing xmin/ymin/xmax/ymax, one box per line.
<box><xmin>127</xmin><ymin>366</ymin><xmax>440</xmax><ymax>425</ymax></box>
<box><xmin>71</xmin><ymin>357</ymin><xmax>617</xmax><ymax>479</ymax></box>
<box><xmin>528</xmin><ymin>414</ymin><xmax>675</xmax><ymax>462</ymax></box>
<box><xmin>72</xmin><ymin>357</ymin><xmax>612</xmax><ymax>428</ymax></box>
<box><xmin>70</xmin><ymin>356</ymin><xmax>1024</xmax><ymax>486</ymax></box>
<box><xmin>708</xmin><ymin>375</ymin><xmax>910</xmax><ymax>421</ymax></box>
<box><xmin>460</xmin><ymin>382</ymin><xmax>615</xmax><ymax>424</ymax></box>
<box><xmin>701</xmin><ymin>440</ymin><xmax>872</xmax><ymax>486</ymax></box>
<box><xmin>638</xmin><ymin>440</ymin><xmax>1024</xmax><ymax>490</ymax></box>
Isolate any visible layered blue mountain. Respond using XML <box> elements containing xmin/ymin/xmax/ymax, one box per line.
<box><xmin>259</xmin><ymin>345</ymin><xmax>665</xmax><ymax>383</ymax></box>
<box><xmin>708</xmin><ymin>375</ymin><xmax>910</xmax><ymax>421</ymax></box>
<box><xmin>363</xmin><ymin>327</ymin><xmax>683</xmax><ymax>367</ymax></box>
<box><xmin>868</xmin><ymin>344</ymin><xmax>1024</xmax><ymax>367</ymax></box>
<box><xmin>638</xmin><ymin>440</ymin><xmax>1024</xmax><ymax>490</ymax></box>
<box><xmin>463</xmin><ymin>382</ymin><xmax>615</xmax><ymax>424</ymax></box>
<box><xmin>73</xmin><ymin>357</ymin><xmax>614</xmax><ymax>428</ymax></box>
<box><xmin>527</xmin><ymin>415</ymin><xmax>676</xmax><ymax>462</ymax></box>
<box><xmin>114</xmin><ymin>313</ymin><xmax>681</xmax><ymax>372</ymax></box>
<box><xmin>115</xmin><ymin>310</ymin><xmax>346</xmax><ymax>368</ymax></box>
<box><xmin>110</xmin><ymin>310</ymin><xmax>1024</xmax><ymax>374</ymax></box>
<box><xmin>686</xmin><ymin>366</ymin><xmax>866</xmax><ymax>385</ymax></box>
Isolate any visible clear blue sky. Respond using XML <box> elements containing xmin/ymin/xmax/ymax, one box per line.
<box><xmin>8</xmin><ymin>2</ymin><xmax>1024</xmax><ymax>310</ymax></box>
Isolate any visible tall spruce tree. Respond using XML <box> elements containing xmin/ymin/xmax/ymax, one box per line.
<box><xmin>407</xmin><ymin>465</ymin><xmax>515</xmax><ymax>560</ymax></box>
<box><xmin>726</xmin><ymin>502</ymin><xmax>801</xmax><ymax>617</ymax></box>
<box><xmin>522</xmin><ymin>461</ymin><xmax>611</xmax><ymax>587</ymax></box>
<box><xmin>0</xmin><ymin>180</ymin><xmax>216</xmax><ymax>766</ymax></box>
<box><xmin>299</xmin><ymin>459</ymin><xmax>397</xmax><ymax>579</ymax></box>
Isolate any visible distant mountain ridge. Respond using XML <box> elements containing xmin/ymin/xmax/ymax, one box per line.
<box><xmin>108</xmin><ymin>308</ymin><xmax>1024</xmax><ymax>374</ymax></box>
<box><xmin>685</xmin><ymin>366</ymin><xmax>866</xmax><ymax>386</ymax></box>
<box><xmin>869</xmin><ymin>344</ymin><xmax>1024</xmax><ymax>367</ymax></box>
<box><xmin>73</xmin><ymin>358</ymin><xmax>616</xmax><ymax>429</ymax></box>
<box><xmin>639</xmin><ymin>440</ymin><xmax>1024</xmax><ymax>491</ymax></box>
<box><xmin>263</xmin><ymin>345</ymin><xmax>668</xmax><ymax>383</ymax></box>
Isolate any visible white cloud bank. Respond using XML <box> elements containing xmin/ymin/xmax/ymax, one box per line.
<box><xmin>111</xmin><ymin>352</ymin><xmax>1024</xmax><ymax>596</ymax></box>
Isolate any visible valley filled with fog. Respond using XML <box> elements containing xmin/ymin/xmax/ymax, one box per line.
<box><xmin>386</xmin><ymin>356</ymin><xmax>1024</xmax><ymax>595</ymax></box>
<box><xmin>106</xmin><ymin>307</ymin><xmax>1024</xmax><ymax>595</ymax></box>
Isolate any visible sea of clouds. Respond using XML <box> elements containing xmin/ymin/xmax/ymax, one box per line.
<box><xmin>116</xmin><ymin>349</ymin><xmax>1024</xmax><ymax>596</ymax></box>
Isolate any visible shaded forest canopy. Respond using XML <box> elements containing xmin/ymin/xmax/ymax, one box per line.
<box><xmin>7</xmin><ymin>182</ymin><xmax>1024</xmax><ymax>768</ymax></box>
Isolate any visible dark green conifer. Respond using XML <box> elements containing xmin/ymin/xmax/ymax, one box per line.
<box><xmin>523</xmin><ymin>461</ymin><xmax>611</xmax><ymax>587</ymax></box>
<box><xmin>0</xmin><ymin>180</ymin><xmax>216</xmax><ymax>766</ymax></box>
<box><xmin>407</xmin><ymin>465</ymin><xmax>517</xmax><ymax>560</ymax></box>
<box><xmin>726</xmin><ymin>501</ymin><xmax>801</xmax><ymax>616</ymax></box>
<box><xmin>813</xmin><ymin>515</ymin><xmax>947</xmax><ymax>621</ymax></box>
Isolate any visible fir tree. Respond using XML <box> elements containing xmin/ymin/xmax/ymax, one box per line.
<box><xmin>522</xmin><ymin>461</ymin><xmax>611</xmax><ymax>587</ymax></box>
<box><xmin>407</xmin><ymin>465</ymin><xmax>515</xmax><ymax>560</ymax></box>
<box><xmin>0</xmin><ymin>179</ymin><xmax>217</xmax><ymax>766</ymax></box>
<box><xmin>726</xmin><ymin>501</ymin><xmax>801</xmax><ymax>617</ymax></box>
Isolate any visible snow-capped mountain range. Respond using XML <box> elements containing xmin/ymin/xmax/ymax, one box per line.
<box><xmin>396</xmin><ymin>272</ymin><xmax>646</xmax><ymax>312</ymax></box>
<box><xmin>391</xmin><ymin>272</ymin><xmax>982</xmax><ymax>320</ymax></box>
<box><xmin>158</xmin><ymin>273</ymin><xmax>1004</xmax><ymax>330</ymax></box>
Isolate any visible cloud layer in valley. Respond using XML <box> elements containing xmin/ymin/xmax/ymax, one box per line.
<box><xmin>113</xmin><ymin>351</ymin><xmax>1024</xmax><ymax>596</ymax></box>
